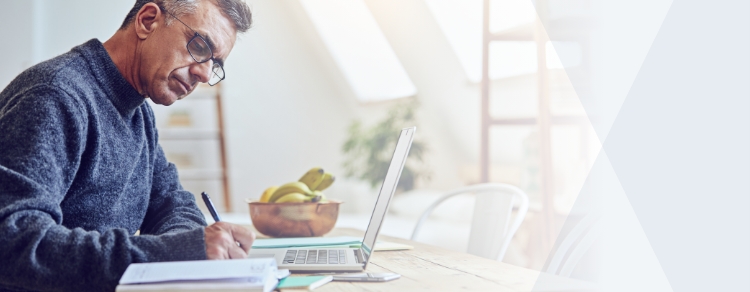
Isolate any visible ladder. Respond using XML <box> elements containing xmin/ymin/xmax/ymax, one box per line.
<box><xmin>479</xmin><ymin>0</ymin><xmax>591</xmax><ymax>253</ymax></box>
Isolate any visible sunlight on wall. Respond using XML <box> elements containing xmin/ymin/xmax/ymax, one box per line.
<box><xmin>298</xmin><ymin>0</ymin><xmax>417</xmax><ymax>102</ymax></box>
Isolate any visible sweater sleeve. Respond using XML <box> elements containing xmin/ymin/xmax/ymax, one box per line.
<box><xmin>139</xmin><ymin>138</ymin><xmax>209</xmax><ymax>235</ymax></box>
<box><xmin>0</xmin><ymin>86</ymin><xmax>206</xmax><ymax>292</ymax></box>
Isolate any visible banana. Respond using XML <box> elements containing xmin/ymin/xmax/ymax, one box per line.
<box><xmin>310</xmin><ymin>190</ymin><xmax>327</xmax><ymax>203</ymax></box>
<box><xmin>309</xmin><ymin>174</ymin><xmax>326</xmax><ymax>190</ymax></box>
<box><xmin>274</xmin><ymin>192</ymin><xmax>310</xmax><ymax>203</ymax></box>
<box><xmin>298</xmin><ymin>167</ymin><xmax>324</xmax><ymax>189</ymax></box>
<box><xmin>269</xmin><ymin>181</ymin><xmax>312</xmax><ymax>202</ymax></box>
<box><xmin>259</xmin><ymin>186</ymin><xmax>278</xmax><ymax>203</ymax></box>
<box><xmin>312</xmin><ymin>173</ymin><xmax>335</xmax><ymax>191</ymax></box>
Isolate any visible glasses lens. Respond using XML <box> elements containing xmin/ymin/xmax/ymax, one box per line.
<box><xmin>208</xmin><ymin>63</ymin><xmax>225</xmax><ymax>86</ymax></box>
<box><xmin>187</xmin><ymin>36</ymin><xmax>212</xmax><ymax>63</ymax></box>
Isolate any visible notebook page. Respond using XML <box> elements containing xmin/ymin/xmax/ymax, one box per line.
<box><xmin>119</xmin><ymin>258</ymin><xmax>276</xmax><ymax>285</ymax></box>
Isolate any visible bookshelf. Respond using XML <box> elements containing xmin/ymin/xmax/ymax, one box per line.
<box><xmin>149</xmin><ymin>83</ymin><xmax>232</xmax><ymax>212</ymax></box>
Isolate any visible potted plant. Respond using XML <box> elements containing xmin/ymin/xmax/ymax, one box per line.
<box><xmin>341</xmin><ymin>99</ymin><xmax>429</xmax><ymax>192</ymax></box>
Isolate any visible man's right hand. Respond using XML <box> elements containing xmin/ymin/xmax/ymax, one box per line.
<box><xmin>204</xmin><ymin>222</ymin><xmax>256</xmax><ymax>260</ymax></box>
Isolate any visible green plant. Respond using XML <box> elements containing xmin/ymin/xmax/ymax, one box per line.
<box><xmin>341</xmin><ymin>99</ymin><xmax>429</xmax><ymax>192</ymax></box>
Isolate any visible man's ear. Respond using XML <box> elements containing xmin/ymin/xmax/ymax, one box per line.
<box><xmin>134</xmin><ymin>2</ymin><xmax>162</xmax><ymax>40</ymax></box>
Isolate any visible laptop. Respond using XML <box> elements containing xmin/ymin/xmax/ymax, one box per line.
<box><xmin>248</xmin><ymin>126</ymin><xmax>416</xmax><ymax>272</ymax></box>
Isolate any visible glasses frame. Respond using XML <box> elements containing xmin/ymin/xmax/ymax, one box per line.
<box><xmin>163</xmin><ymin>9</ymin><xmax>226</xmax><ymax>86</ymax></box>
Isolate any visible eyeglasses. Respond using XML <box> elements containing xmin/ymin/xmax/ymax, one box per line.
<box><xmin>164</xmin><ymin>10</ymin><xmax>225</xmax><ymax>86</ymax></box>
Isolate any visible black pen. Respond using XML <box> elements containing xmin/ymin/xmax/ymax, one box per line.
<box><xmin>202</xmin><ymin>192</ymin><xmax>243</xmax><ymax>248</ymax></box>
<box><xmin>201</xmin><ymin>192</ymin><xmax>221</xmax><ymax>222</ymax></box>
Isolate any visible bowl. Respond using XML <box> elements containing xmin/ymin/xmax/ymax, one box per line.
<box><xmin>247</xmin><ymin>200</ymin><xmax>342</xmax><ymax>237</ymax></box>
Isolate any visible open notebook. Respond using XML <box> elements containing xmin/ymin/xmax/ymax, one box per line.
<box><xmin>116</xmin><ymin>258</ymin><xmax>282</xmax><ymax>292</ymax></box>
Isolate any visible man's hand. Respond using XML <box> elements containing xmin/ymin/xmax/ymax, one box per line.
<box><xmin>204</xmin><ymin>222</ymin><xmax>256</xmax><ymax>260</ymax></box>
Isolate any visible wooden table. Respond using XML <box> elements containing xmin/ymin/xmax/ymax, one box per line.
<box><xmin>269</xmin><ymin>228</ymin><xmax>596</xmax><ymax>292</ymax></box>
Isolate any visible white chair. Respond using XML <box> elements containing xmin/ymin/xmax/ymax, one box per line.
<box><xmin>410</xmin><ymin>183</ymin><xmax>529</xmax><ymax>262</ymax></box>
<box><xmin>545</xmin><ymin>213</ymin><xmax>604</xmax><ymax>277</ymax></box>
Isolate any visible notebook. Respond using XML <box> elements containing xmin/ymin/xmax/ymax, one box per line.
<box><xmin>116</xmin><ymin>258</ymin><xmax>280</xmax><ymax>292</ymax></box>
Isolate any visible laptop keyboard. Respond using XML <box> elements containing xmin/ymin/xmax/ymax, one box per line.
<box><xmin>284</xmin><ymin>250</ymin><xmax>347</xmax><ymax>264</ymax></box>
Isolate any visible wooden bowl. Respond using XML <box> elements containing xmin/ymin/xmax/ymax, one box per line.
<box><xmin>247</xmin><ymin>200</ymin><xmax>342</xmax><ymax>237</ymax></box>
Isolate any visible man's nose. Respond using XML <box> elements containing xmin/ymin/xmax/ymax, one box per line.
<box><xmin>190</xmin><ymin>60</ymin><xmax>213</xmax><ymax>83</ymax></box>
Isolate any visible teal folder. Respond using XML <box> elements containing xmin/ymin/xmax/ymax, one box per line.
<box><xmin>277</xmin><ymin>276</ymin><xmax>333</xmax><ymax>290</ymax></box>
<box><xmin>251</xmin><ymin>236</ymin><xmax>361</xmax><ymax>249</ymax></box>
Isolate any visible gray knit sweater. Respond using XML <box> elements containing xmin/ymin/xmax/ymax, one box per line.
<box><xmin>0</xmin><ymin>39</ymin><xmax>208</xmax><ymax>292</ymax></box>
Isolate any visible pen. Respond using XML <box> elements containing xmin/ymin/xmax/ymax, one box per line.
<box><xmin>201</xmin><ymin>192</ymin><xmax>221</xmax><ymax>222</ymax></box>
<box><xmin>202</xmin><ymin>192</ymin><xmax>243</xmax><ymax>248</ymax></box>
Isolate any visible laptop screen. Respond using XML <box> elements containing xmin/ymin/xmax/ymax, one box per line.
<box><xmin>359</xmin><ymin>127</ymin><xmax>415</xmax><ymax>267</ymax></box>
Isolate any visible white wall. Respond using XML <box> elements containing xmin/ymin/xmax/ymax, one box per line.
<box><xmin>0</xmin><ymin>0</ymin><xmax>594</xmax><ymax>269</ymax></box>
<box><xmin>32</xmin><ymin>0</ymin><xmax>133</xmax><ymax>61</ymax></box>
<box><xmin>0</xmin><ymin>0</ymin><xmax>543</xmax><ymax>212</ymax></box>
<box><xmin>0</xmin><ymin>1</ymin><xmax>34</xmax><ymax>88</ymax></box>
<box><xmin>224</xmin><ymin>0</ymin><xmax>520</xmax><ymax>213</ymax></box>
<box><xmin>222</xmin><ymin>0</ymin><xmax>360</xmax><ymax>211</ymax></box>
<box><xmin>363</xmin><ymin>0</ymin><xmax>469</xmax><ymax>187</ymax></box>
<box><xmin>0</xmin><ymin>0</ymin><xmax>134</xmax><ymax>87</ymax></box>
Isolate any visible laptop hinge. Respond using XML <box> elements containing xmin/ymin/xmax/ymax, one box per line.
<box><xmin>353</xmin><ymin>249</ymin><xmax>365</xmax><ymax>264</ymax></box>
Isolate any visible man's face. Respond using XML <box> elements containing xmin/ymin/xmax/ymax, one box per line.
<box><xmin>140</xmin><ymin>2</ymin><xmax>237</xmax><ymax>105</ymax></box>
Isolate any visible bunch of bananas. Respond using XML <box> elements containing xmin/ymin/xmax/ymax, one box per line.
<box><xmin>259</xmin><ymin>167</ymin><xmax>335</xmax><ymax>203</ymax></box>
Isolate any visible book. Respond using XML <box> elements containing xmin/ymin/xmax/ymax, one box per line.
<box><xmin>116</xmin><ymin>258</ymin><xmax>279</xmax><ymax>292</ymax></box>
<box><xmin>277</xmin><ymin>276</ymin><xmax>333</xmax><ymax>290</ymax></box>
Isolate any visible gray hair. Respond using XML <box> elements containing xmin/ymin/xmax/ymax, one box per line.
<box><xmin>120</xmin><ymin>0</ymin><xmax>252</xmax><ymax>33</ymax></box>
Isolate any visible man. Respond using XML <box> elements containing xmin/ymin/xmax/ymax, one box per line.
<box><xmin>0</xmin><ymin>1</ymin><xmax>255</xmax><ymax>291</ymax></box>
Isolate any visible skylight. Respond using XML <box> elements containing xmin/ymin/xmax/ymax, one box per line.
<box><xmin>298</xmin><ymin>0</ymin><xmax>417</xmax><ymax>102</ymax></box>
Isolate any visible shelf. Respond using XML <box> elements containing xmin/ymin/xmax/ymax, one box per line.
<box><xmin>151</xmin><ymin>83</ymin><xmax>232</xmax><ymax>211</ymax></box>
<box><xmin>159</xmin><ymin>129</ymin><xmax>220</xmax><ymax>140</ymax></box>
<box><xmin>178</xmin><ymin>168</ymin><xmax>225</xmax><ymax>180</ymax></box>
<box><xmin>182</xmin><ymin>84</ymin><xmax>220</xmax><ymax>100</ymax></box>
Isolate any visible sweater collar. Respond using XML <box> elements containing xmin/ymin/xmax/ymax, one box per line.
<box><xmin>75</xmin><ymin>39</ymin><xmax>145</xmax><ymax>118</ymax></box>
